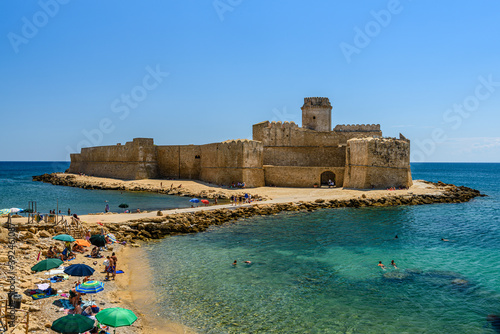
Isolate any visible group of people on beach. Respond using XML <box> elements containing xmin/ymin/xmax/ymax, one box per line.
<box><xmin>230</xmin><ymin>194</ymin><xmax>252</xmax><ymax>206</ymax></box>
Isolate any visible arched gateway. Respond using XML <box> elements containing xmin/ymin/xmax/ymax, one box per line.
<box><xmin>320</xmin><ymin>171</ymin><xmax>336</xmax><ymax>187</ymax></box>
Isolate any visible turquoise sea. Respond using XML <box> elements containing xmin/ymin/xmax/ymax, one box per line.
<box><xmin>0</xmin><ymin>161</ymin><xmax>192</xmax><ymax>214</ymax></box>
<box><xmin>1</xmin><ymin>162</ymin><xmax>500</xmax><ymax>333</ymax></box>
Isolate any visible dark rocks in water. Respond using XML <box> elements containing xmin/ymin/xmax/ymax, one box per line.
<box><xmin>383</xmin><ymin>271</ymin><xmax>411</xmax><ymax>281</ymax></box>
<box><xmin>423</xmin><ymin>270</ymin><xmax>464</xmax><ymax>280</ymax></box>
<box><xmin>404</xmin><ymin>268</ymin><xmax>423</xmax><ymax>275</ymax></box>
<box><xmin>487</xmin><ymin>314</ymin><xmax>500</xmax><ymax>333</ymax></box>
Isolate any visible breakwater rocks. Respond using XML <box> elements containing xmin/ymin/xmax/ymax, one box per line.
<box><xmin>98</xmin><ymin>182</ymin><xmax>484</xmax><ymax>243</ymax></box>
<box><xmin>32</xmin><ymin>173</ymin><xmax>256</xmax><ymax>200</ymax></box>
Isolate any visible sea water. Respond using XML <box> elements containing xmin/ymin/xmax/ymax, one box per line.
<box><xmin>0</xmin><ymin>161</ymin><xmax>193</xmax><ymax>214</ymax></box>
<box><xmin>2</xmin><ymin>162</ymin><xmax>499</xmax><ymax>333</ymax></box>
<box><xmin>144</xmin><ymin>163</ymin><xmax>500</xmax><ymax>333</ymax></box>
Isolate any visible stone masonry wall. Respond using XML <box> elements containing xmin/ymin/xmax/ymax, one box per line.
<box><xmin>264</xmin><ymin>166</ymin><xmax>345</xmax><ymax>187</ymax></box>
<box><xmin>199</xmin><ymin>140</ymin><xmax>265</xmax><ymax>187</ymax></box>
<box><xmin>344</xmin><ymin>136</ymin><xmax>412</xmax><ymax>189</ymax></box>
<box><xmin>68</xmin><ymin>138</ymin><xmax>158</xmax><ymax>179</ymax></box>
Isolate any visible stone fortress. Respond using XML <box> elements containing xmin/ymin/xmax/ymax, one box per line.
<box><xmin>68</xmin><ymin>97</ymin><xmax>412</xmax><ymax>189</ymax></box>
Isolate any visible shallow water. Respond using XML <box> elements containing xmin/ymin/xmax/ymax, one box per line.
<box><xmin>146</xmin><ymin>163</ymin><xmax>500</xmax><ymax>333</ymax></box>
<box><xmin>0</xmin><ymin>161</ymin><xmax>194</xmax><ymax>214</ymax></box>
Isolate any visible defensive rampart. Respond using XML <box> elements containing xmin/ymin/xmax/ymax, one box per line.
<box><xmin>344</xmin><ymin>135</ymin><xmax>412</xmax><ymax>189</ymax></box>
<box><xmin>67</xmin><ymin>138</ymin><xmax>158</xmax><ymax>179</ymax></box>
<box><xmin>264</xmin><ymin>166</ymin><xmax>345</xmax><ymax>188</ymax></box>
<box><xmin>200</xmin><ymin>140</ymin><xmax>265</xmax><ymax>187</ymax></box>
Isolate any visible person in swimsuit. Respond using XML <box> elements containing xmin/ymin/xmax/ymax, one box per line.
<box><xmin>391</xmin><ymin>260</ymin><xmax>397</xmax><ymax>269</ymax></box>
<box><xmin>378</xmin><ymin>261</ymin><xmax>386</xmax><ymax>269</ymax></box>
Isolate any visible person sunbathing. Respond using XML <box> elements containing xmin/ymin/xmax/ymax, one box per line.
<box><xmin>91</xmin><ymin>246</ymin><xmax>100</xmax><ymax>258</ymax></box>
<box><xmin>47</xmin><ymin>246</ymin><xmax>55</xmax><ymax>258</ymax></box>
<box><xmin>72</xmin><ymin>244</ymin><xmax>85</xmax><ymax>253</ymax></box>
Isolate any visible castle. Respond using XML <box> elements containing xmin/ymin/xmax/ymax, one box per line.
<box><xmin>68</xmin><ymin>97</ymin><xmax>412</xmax><ymax>189</ymax></box>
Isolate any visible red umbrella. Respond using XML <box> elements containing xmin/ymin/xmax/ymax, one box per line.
<box><xmin>201</xmin><ymin>199</ymin><xmax>209</xmax><ymax>205</ymax></box>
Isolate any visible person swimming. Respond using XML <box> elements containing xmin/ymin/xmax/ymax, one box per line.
<box><xmin>232</xmin><ymin>260</ymin><xmax>237</xmax><ymax>266</ymax></box>
<box><xmin>391</xmin><ymin>260</ymin><xmax>397</xmax><ymax>269</ymax></box>
<box><xmin>378</xmin><ymin>261</ymin><xmax>386</xmax><ymax>270</ymax></box>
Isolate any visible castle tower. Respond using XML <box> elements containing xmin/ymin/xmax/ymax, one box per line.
<box><xmin>301</xmin><ymin>97</ymin><xmax>332</xmax><ymax>132</ymax></box>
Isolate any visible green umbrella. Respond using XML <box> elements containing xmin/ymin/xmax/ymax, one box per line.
<box><xmin>51</xmin><ymin>314</ymin><xmax>94</xmax><ymax>333</ymax></box>
<box><xmin>90</xmin><ymin>234</ymin><xmax>106</xmax><ymax>247</ymax></box>
<box><xmin>96</xmin><ymin>307</ymin><xmax>137</xmax><ymax>329</ymax></box>
<box><xmin>31</xmin><ymin>258</ymin><xmax>63</xmax><ymax>272</ymax></box>
<box><xmin>53</xmin><ymin>234</ymin><xmax>76</xmax><ymax>242</ymax></box>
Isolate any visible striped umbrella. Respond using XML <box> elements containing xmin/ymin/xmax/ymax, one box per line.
<box><xmin>75</xmin><ymin>280</ymin><xmax>104</xmax><ymax>294</ymax></box>
<box><xmin>106</xmin><ymin>233</ymin><xmax>117</xmax><ymax>243</ymax></box>
<box><xmin>0</xmin><ymin>208</ymin><xmax>23</xmax><ymax>215</ymax></box>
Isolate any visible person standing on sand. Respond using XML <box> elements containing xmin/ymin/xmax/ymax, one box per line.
<box><xmin>67</xmin><ymin>208</ymin><xmax>71</xmax><ymax>216</ymax></box>
<box><xmin>111</xmin><ymin>252</ymin><xmax>118</xmax><ymax>275</ymax></box>
<box><xmin>105</xmin><ymin>256</ymin><xmax>115</xmax><ymax>280</ymax></box>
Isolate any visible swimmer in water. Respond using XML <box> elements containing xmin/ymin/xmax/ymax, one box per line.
<box><xmin>244</xmin><ymin>261</ymin><xmax>252</xmax><ymax>264</ymax></box>
<box><xmin>378</xmin><ymin>261</ymin><xmax>386</xmax><ymax>270</ymax></box>
<box><xmin>441</xmin><ymin>238</ymin><xmax>449</xmax><ymax>242</ymax></box>
<box><xmin>232</xmin><ymin>260</ymin><xmax>237</xmax><ymax>266</ymax></box>
<box><xmin>391</xmin><ymin>260</ymin><xmax>397</xmax><ymax>269</ymax></box>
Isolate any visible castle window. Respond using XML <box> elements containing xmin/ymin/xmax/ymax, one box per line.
<box><xmin>313</xmin><ymin>116</ymin><xmax>316</xmax><ymax>119</ymax></box>
<box><xmin>195</xmin><ymin>155</ymin><xmax>201</xmax><ymax>159</ymax></box>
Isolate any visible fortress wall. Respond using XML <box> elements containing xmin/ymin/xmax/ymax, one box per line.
<box><xmin>263</xmin><ymin>146</ymin><xmax>346</xmax><ymax>167</ymax></box>
<box><xmin>253</xmin><ymin>121</ymin><xmax>381</xmax><ymax>147</ymax></box>
<box><xmin>156</xmin><ymin>146</ymin><xmax>180</xmax><ymax>178</ymax></box>
<box><xmin>264</xmin><ymin>166</ymin><xmax>345</xmax><ymax>188</ymax></box>
<box><xmin>179</xmin><ymin>145</ymin><xmax>202</xmax><ymax>179</ymax></box>
<box><xmin>67</xmin><ymin>138</ymin><xmax>158</xmax><ymax>179</ymax></box>
<box><xmin>199</xmin><ymin>140</ymin><xmax>264</xmax><ymax>187</ymax></box>
<box><xmin>333</xmin><ymin>124</ymin><xmax>381</xmax><ymax>132</ymax></box>
<box><xmin>344</xmin><ymin>137</ymin><xmax>412</xmax><ymax>189</ymax></box>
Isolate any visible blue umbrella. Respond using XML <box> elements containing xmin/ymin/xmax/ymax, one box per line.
<box><xmin>53</xmin><ymin>234</ymin><xmax>76</xmax><ymax>242</ymax></box>
<box><xmin>64</xmin><ymin>264</ymin><xmax>95</xmax><ymax>277</ymax></box>
<box><xmin>75</xmin><ymin>280</ymin><xmax>104</xmax><ymax>294</ymax></box>
<box><xmin>189</xmin><ymin>198</ymin><xmax>200</xmax><ymax>203</ymax></box>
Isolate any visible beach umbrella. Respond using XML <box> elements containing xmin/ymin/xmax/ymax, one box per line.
<box><xmin>75</xmin><ymin>239</ymin><xmax>91</xmax><ymax>247</ymax></box>
<box><xmin>96</xmin><ymin>307</ymin><xmax>137</xmax><ymax>331</ymax></box>
<box><xmin>201</xmin><ymin>199</ymin><xmax>209</xmax><ymax>205</ymax></box>
<box><xmin>106</xmin><ymin>233</ymin><xmax>117</xmax><ymax>243</ymax></box>
<box><xmin>51</xmin><ymin>314</ymin><xmax>94</xmax><ymax>333</ymax></box>
<box><xmin>64</xmin><ymin>263</ymin><xmax>95</xmax><ymax>277</ymax></box>
<box><xmin>189</xmin><ymin>198</ymin><xmax>200</xmax><ymax>203</ymax></box>
<box><xmin>90</xmin><ymin>234</ymin><xmax>106</xmax><ymax>247</ymax></box>
<box><xmin>31</xmin><ymin>258</ymin><xmax>63</xmax><ymax>272</ymax></box>
<box><xmin>76</xmin><ymin>280</ymin><xmax>104</xmax><ymax>294</ymax></box>
<box><xmin>0</xmin><ymin>208</ymin><xmax>23</xmax><ymax>215</ymax></box>
<box><xmin>53</xmin><ymin>234</ymin><xmax>76</xmax><ymax>242</ymax></box>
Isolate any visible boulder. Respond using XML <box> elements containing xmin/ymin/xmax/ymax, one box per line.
<box><xmin>38</xmin><ymin>230</ymin><xmax>51</xmax><ymax>238</ymax></box>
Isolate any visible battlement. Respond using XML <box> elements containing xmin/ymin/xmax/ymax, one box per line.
<box><xmin>301</xmin><ymin>97</ymin><xmax>332</xmax><ymax>108</ymax></box>
<box><xmin>333</xmin><ymin>124</ymin><xmax>381</xmax><ymax>132</ymax></box>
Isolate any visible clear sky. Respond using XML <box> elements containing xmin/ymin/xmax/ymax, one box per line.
<box><xmin>1</xmin><ymin>0</ymin><xmax>499</xmax><ymax>162</ymax></box>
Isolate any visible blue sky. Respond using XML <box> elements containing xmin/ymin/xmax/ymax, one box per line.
<box><xmin>1</xmin><ymin>0</ymin><xmax>499</xmax><ymax>162</ymax></box>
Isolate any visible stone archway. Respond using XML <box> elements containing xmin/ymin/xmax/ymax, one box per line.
<box><xmin>320</xmin><ymin>171</ymin><xmax>336</xmax><ymax>187</ymax></box>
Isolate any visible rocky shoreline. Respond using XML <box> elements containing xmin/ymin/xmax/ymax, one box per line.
<box><xmin>32</xmin><ymin>173</ymin><xmax>262</xmax><ymax>200</ymax></box>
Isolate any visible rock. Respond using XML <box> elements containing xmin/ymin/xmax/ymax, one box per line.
<box><xmin>383</xmin><ymin>271</ymin><xmax>411</xmax><ymax>281</ymax></box>
<box><xmin>28</xmin><ymin>305</ymin><xmax>40</xmax><ymax>312</ymax></box>
<box><xmin>0</xmin><ymin>255</ymin><xmax>8</xmax><ymax>263</ymax></box>
<box><xmin>38</xmin><ymin>230</ymin><xmax>51</xmax><ymax>238</ymax></box>
<box><xmin>157</xmin><ymin>210</ymin><xmax>163</xmax><ymax>216</ymax></box>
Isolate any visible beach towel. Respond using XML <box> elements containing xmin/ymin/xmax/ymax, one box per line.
<box><xmin>32</xmin><ymin>292</ymin><xmax>57</xmax><ymax>300</ymax></box>
<box><xmin>85</xmin><ymin>254</ymin><xmax>103</xmax><ymax>258</ymax></box>
<box><xmin>53</xmin><ymin>298</ymin><xmax>74</xmax><ymax>310</ymax></box>
<box><xmin>116</xmin><ymin>270</ymin><xmax>125</xmax><ymax>274</ymax></box>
